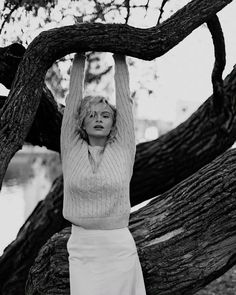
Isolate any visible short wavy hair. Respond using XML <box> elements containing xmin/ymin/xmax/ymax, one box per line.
<box><xmin>75</xmin><ymin>95</ymin><xmax>117</xmax><ymax>145</ymax></box>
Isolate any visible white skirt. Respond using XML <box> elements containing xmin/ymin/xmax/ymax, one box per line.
<box><xmin>67</xmin><ymin>225</ymin><xmax>146</xmax><ymax>295</ymax></box>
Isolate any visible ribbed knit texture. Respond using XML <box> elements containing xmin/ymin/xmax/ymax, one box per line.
<box><xmin>60</xmin><ymin>54</ymin><xmax>136</xmax><ymax>230</ymax></box>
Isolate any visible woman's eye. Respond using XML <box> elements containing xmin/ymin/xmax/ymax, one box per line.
<box><xmin>103</xmin><ymin>113</ymin><xmax>111</xmax><ymax>118</ymax></box>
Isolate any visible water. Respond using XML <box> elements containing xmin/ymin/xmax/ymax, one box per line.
<box><xmin>0</xmin><ymin>146</ymin><xmax>61</xmax><ymax>255</ymax></box>
<box><xmin>0</xmin><ymin>184</ymin><xmax>25</xmax><ymax>255</ymax></box>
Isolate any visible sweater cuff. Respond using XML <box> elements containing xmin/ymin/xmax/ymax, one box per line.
<box><xmin>74</xmin><ymin>53</ymin><xmax>86</xmax><ymax>64</ymax></box>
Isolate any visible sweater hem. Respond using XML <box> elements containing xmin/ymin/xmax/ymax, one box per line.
<box><xmin>64</xmin><ymin>214</ymin><xmax>130</xmax><ymax>230</ymax></box>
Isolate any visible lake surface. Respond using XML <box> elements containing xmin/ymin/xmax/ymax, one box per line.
<box><xmin>0</xmin><ymin>146</ymin><xmax>61</xmax><ymax>255</ymax></box>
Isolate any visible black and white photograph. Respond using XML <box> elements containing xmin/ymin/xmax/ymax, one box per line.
<box><xmin>0</xmin><ymin>0</ymin><xmax>236</xmax><ymax>294</ymax></box>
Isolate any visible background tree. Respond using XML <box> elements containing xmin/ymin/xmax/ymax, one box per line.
<box><xmin>0</xmin><ymin>0</ymin><xmax>236</xmax><ymax>294</ymax></box>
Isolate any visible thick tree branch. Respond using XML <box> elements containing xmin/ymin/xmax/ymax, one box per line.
<box><xmin>25</xmin><ymin>148</ymin><xmax>236</xmax><ymax>295</ymax></box>
<box><xmin>0</xmin><ymin>0</ymin><xmax>233</xmax><ymax>189</ymax></box>
<box><xmin>0</xmin><ymin>89</ymin><xmax>62</xmax><ymax>153</ymax></box>
<box><xmin>2</xmin><ymin>147</ymin><xmax>236</xmax><ymax>295</ymax></box>
<box><xmin>207</xmin><ymin>15</ymin><xmax>226</xmax><ymax>110</ymax></box>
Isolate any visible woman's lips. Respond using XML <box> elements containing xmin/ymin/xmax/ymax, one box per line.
<box><xmin>94</xmin><ymin>126</ymin><xmax>104</xmax><ymax>130</ymax></box>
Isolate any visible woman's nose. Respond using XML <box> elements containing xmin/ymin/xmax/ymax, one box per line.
<box><xmin>96</xmin><ymin>114</ymin><xmax>102</xmax><ymax>121</ymax></box>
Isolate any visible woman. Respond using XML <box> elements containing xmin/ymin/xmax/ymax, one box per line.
<box><xmin>61</xmin><ymin>52</ymin><xmax>146</xmax><ymax>295</ymax></box>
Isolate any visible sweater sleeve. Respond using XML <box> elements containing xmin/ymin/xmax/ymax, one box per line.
<box><xmin>60</xmin><ymin>53</ymin><xmax>86</xmax><ymax>158</ymax></box>
<box><xmin>113</xmin><ymin>54</ymin><xmax>136</xmax><ymax>161</ymax></box>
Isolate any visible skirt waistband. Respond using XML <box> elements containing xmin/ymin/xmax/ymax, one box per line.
<box><xmin>71</xmin><ymin>224</ymin><xmax>129</xmax><ymax>236</ymax></box>
<box><xmin>68</xmin><ymin>225</ymin><xmax>137</xmax><ymax>255</ymax></box>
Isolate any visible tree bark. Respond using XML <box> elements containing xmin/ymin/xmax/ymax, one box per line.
<box><xmin>25</xmin><ymin>148</ymin><xmax>236</xmax><ymax>295</ymax></box>
<box><xmin>0</xmin><ymin>0</ymin><xmax>233</xmax><ymax>188</ymax></box>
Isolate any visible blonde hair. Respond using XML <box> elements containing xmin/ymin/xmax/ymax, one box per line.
<box><xmin>75</xmin><ymin>95</ymin><xmax>117</xmax><ymax>145</ymax></box>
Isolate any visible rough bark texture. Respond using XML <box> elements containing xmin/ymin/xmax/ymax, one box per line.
<box><xmin>25</xmin><ymin>148</ymin><xmax>236</xmax><ymax>295</ymax></box>
<box><xmin>0</xmin><ymin>0</ymin><xmax>233</xmax><ymax>188</ymax></box>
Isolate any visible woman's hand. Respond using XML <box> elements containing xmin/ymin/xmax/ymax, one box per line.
<box><xmin>113</xmin><ymin>54</ymin><xmax>126</xmax><ymax>61</ymax></box>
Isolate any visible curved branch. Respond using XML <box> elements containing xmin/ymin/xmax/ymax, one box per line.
<box><xmin>157</xmin><ymin>0</ymin><xmax>169</xmax><ymax>25</ymax></box>
<box><xmin>124</xmin><ymin>0</ymin><xmax>131</xmax><ymax>24</ymax></box>
<box><xmin>0</xmin><ymin>0</ymin><xmax>233</xmax><ymax>189</ymax></box>
<box><xmin>207</xmin><ymin>15</ymin><xmax>226</xmax><ymax>110</ymax></box>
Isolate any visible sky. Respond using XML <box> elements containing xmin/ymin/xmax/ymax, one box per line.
<box><xmin>128</xmin><ymin>0</ymin><xmax>236</xmax><ymax>123</ymax></box>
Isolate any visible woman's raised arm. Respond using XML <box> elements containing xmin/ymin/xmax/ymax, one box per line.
<box><xmin>113</xmin><ymin>54</ymin><xmax>136</xmax><ymax>159</ymax></box>
<box><xmin>60</xmin><ymin>53</ymin><xmax>86</xmax><ymax>157</ymax></box>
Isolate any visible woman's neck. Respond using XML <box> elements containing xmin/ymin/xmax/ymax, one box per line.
<box><xmin>88</xmin><ymin>136</ymin><xmax>107</xmax><ymax>147</ymax></box>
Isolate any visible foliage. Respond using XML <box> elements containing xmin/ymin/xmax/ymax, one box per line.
<box><xmin>4</xmin><ymin>0</ymin><xmax>57</xmax><ymax>13</ymax></box>
<box><xmin>1</xmin><ymin>0</ymin><xmax>170</xmax><ymax>107</ymax></box>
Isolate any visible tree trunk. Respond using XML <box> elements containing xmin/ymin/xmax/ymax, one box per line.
<box><xmin>25</xmin><ymin>148</ymin><xmax>236</xmax><ymax>295</ymax></box>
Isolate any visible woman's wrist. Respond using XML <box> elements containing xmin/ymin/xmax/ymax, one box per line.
<box><xmin>113</xmin><ymin>53</ymin><xmax>126</xmax><ymax>61</ymax></box>
<box><xmin>75</xmin><ymin>52</ymin><xmax>86</xmax><ymax>59</ymax></box>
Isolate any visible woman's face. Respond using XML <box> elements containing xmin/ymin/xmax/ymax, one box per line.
<box><xmin>83</xmin><ymin>102</ymin><xmax>114</xmax><ymax>142</ymax></box>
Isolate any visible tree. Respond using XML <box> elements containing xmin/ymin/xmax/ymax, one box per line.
<box><xmin>0</xmin><ymin>0</ymin><xmax>236</xmax><ymax>294</ymax></box>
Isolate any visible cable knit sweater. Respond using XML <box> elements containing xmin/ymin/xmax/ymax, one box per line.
<box><xmin>60</xmin><ymin>54</ymin><xmax>136</xmax><ymax>230</ymax></box>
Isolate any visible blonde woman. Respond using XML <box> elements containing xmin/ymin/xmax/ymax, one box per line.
<box><xmin>61</xmin><ymin>52</ymin><xmax>146</xmax><ymax>295</ymax></box>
